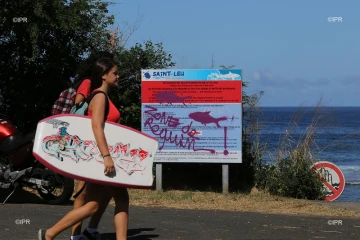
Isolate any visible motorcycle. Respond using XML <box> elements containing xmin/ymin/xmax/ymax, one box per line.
<box><xmin>0</xmin><ymin>117</ymin><xmax>74</xmax><ymax>205</ymax></box>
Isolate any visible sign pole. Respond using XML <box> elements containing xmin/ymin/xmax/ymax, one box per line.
<box><xmin>222</xmin><ymin>164</ymin><xmax>229</xmax><ymax>194</ymax></box>
<box><xmin>156</xmin><ymin>163</ymin><xmax>163</xmax><ymax>191</ymax></box>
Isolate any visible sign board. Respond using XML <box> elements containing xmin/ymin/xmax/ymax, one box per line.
<box><xmin>313</xmin><ymin>161</ymin><xmax>345</xmax><ymax>201</ymax></box>
<box><xmin>141</xmin><ymin>69</ymin><xmax>242</xmax><ymax>163</ymax></box>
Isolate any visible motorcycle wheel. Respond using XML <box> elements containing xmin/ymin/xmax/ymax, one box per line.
<box><xmin>36</xmin><ymin>172</ymin><xmax>74</xmax><ymax>205</ymax></box>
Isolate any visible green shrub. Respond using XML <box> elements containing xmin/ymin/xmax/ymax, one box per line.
<box><xmin>268</xmin><ymin>157</ymin><xmax>326</xmax><ymax>200</ymax></box>
<box><xmin>254</xmin><ymin>103</ymin><xmax>328</xmax><ymax>200</ymax></box>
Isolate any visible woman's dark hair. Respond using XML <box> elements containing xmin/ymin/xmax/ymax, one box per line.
<box><xmin>90</xmin><ymin>57</ymin><xmax>116</xmax><ymax>92</ymax></box>
<box><xmin>73</xmin><ymin>51</ymin><xmax>114</xmax><ymax>89</ymax></box>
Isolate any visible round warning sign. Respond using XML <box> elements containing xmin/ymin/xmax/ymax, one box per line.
<box><xmin>313</xmin><ymin>161</ymin><xmax>345</xmax><ymax>201</ymax></box>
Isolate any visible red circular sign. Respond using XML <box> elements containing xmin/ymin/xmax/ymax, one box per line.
<box><xmin>313</xmin><ymin>161</ymin><xmax>345</xmax><ymax>201</ymax></box>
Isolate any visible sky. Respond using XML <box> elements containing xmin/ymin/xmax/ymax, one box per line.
<box><xmin>108</xmin><ymin>0</ymin><xmax>360</xmax><ymax>107</ymax></box>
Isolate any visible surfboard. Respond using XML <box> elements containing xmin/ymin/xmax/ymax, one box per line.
<box><xmin>32</xmin><ymin>114</ymin><xmax>158</xmax><ymax>188</ymax></box>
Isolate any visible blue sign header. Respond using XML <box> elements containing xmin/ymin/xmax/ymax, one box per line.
<box><xmin>141</xmin><ymin>69</ymin><xmax>242</xmax><ymax>81</ymax></box>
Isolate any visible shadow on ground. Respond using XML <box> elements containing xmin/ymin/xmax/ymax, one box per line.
<box><xmin>100</xmin><ymin>228</ymin><xmax>159</xmax><ymax>240</ymax></box>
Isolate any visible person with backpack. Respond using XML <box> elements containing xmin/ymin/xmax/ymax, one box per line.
<box><xmin>50</xmin><ymin>51</ymin><xmax>115</xmax><ymax>240</ymax></box>
<box><xmin>39</xmin><ymin>57</ymin><xmax>129</xmax><ymax>240</ymax></box>
<box><xmin>51</xmin><ymin>51</ymin><xmax>113</xmax><ymax>116</ymax></box>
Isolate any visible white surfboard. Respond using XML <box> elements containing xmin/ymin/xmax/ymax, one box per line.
<box><xmin>32</xmin><ymin>114</ymin><xmax>158</xmax><ymax>188</ymax></box>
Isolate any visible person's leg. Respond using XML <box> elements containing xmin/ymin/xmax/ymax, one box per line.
<box><xmin>87</xmin><ymin>189</ymin><xmax>112</xmax><ymax>229</ymax></box>
<box><xmin>107</xmin><ymin>187</ymin><xmax>129</xmax><ymax>240</ymax></box>
<box><xmin>43</xmin><ymin>183</ymin><xmax>105</xmax><ymax>240</ymax></box>
<box><xmin>71</xmin><ymin>180</ymin><xmax>87</xmax><ymax>237</ymax></box>
<box><xmin>81</xmin><ymin>188</ymin><xmax>112</xmax><ymax>239</ymax></box>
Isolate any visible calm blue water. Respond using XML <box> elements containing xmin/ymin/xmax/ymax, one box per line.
<box><xmin>257</xmin><ymin>107</ymin><xmax>360</xmax><ymax>202</ymax></box>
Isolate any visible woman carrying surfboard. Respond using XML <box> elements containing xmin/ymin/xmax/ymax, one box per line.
<box><xmin>39</xmin><ymin>57</ymin><xmax>129</xmax><ymax>240</ymax></box>
<box><xmin>71</xmin><ymin>51</ymin><xmax>115</xmax><ymax>240</ymax></box>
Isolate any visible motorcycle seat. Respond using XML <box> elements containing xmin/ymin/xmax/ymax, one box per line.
<box><xmin>0</xmin><ymin>132</ymin><xmax>35</xmax><ymax>153</ymax></box>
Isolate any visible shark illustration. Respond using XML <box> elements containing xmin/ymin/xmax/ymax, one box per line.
<box><xmin>207</xmin><ymin>71</ymin><xmax>241</xmax><ymax>80</ymax></box>
<box><xmin>220</xmin><ymin>71</ymin><xmax>240</xmax><ymax>80</ymax></box>
<box><xmin>154</xmin><ymin>91</ymin><xmax>192</xmax><ymax>106</ymax></box>
<box><xmin>188</xmin><ymin>111</ymin><xmax>227</xmax><ymax>127</ymax></box>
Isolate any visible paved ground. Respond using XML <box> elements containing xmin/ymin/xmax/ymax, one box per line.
<box><xmin>0</xmin><ymin>189</ymin><xmax>359</xmax><ymax>240</ymax></box>
<box><xmin>1</xmin><ymin>203</ymin><xmax>360</xmax><ymax>240</ymax></box>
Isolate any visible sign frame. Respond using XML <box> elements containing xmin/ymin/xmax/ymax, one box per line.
<box><xmin>140</xmin><ymin>68</ymin><xmax>243</xmax><ymax>164</ymax></box>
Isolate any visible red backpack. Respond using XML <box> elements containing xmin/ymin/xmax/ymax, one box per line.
<box><xmin>51</xmin><ymin>87</ymin><xmax>77</xmax><ymax>116</ymax></box>
<box><xmin>51</xmin><ymin>78</ymin><xmax>90</xmax><ymax>116</ymax></box>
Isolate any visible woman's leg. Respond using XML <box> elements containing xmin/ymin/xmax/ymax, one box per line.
<box><xmin>71</xmin><ymin>180</ymin><xmax>87</xmax><ymax>236</ymax></box>
<box><xmin>87</xmin><ymin>189</ymin><xmax>112</xmax><ymax>229</ymax></box>
<box><xmin>44</xmin><ymin>183</ymin><xmax>105</xmax><ymax>240</ymax></box>
<box><xmin>107</xmin><ymin>186</ymin><xmax>129</xmax><ymax>240</ymax></box>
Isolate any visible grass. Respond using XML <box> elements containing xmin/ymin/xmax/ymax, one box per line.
<box><xmin>106</xmin><ymin>188</ymin><xmax>360</xmax><ymax>218</ymax></box>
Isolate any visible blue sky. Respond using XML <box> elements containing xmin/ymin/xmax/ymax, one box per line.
<box><xmin>109</xmin><ymin>0</ymin><xmax>359</xmax><ymax>107</ymax></box>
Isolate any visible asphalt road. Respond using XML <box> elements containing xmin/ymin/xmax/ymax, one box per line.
<box><xmin>0</xmin><ymin>188</ymin><xmax>359</xmax><ymax>240</ymax></box>
<box><xmin>1</xmin><ymin>203</ymin><xmax>360</xmax><ymax>240</ymax></box>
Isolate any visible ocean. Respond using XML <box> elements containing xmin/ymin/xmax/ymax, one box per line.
<box><xmin>257</xmin><ymin>107</ymin><xmax>360</xmax><ymax>202</ymax></box>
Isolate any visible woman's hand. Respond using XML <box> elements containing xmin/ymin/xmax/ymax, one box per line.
<box><xmin>104</xmin><ymin>156</ymin><xmax>115</xmax><ymax>175</ymax></box>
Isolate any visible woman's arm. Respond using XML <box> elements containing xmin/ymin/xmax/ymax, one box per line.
<box><xmin>74</xmin><ymin>94</ymin><xmax>85</xmax><ymax>104</ymax></box>
<box><xmin>89</xmin><ymin>93</ymin><xmax>114</xmax><ymax>175</ymax></box>
<box><xmin>75</xmin><ymin>79</ymin><xmax>91</xmax><ymax>104</ymax></box>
